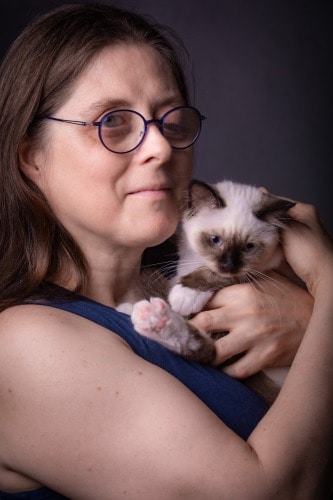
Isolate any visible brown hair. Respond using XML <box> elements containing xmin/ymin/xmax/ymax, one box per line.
<box><xmin>0</xmin><ymin>3</ymin><xmax>192</xmax><ymax>310</ymax></box>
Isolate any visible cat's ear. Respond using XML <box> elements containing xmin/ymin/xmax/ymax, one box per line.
<box><xmin>186</xmin><ymin>180</ymin><xmax>225</xmax><ymax>217</ymax></box>
<box><xmin>255</xmin><ymin>194</ymin><xmax>296</xmax><ymax>227</ymax></box>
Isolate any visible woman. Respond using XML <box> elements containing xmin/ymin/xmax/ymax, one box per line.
<box><xmin>0</xmin><ymin>4</ymin><xmax>331</xmax><ymax>498</ymax></box>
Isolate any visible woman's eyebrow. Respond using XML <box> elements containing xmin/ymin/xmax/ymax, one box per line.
<box><xmin>87</xmin><ymin>98</ymin><xmax>130</xmax><ymax>113</ymax></box>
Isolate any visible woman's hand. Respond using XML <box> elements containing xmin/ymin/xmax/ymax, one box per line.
<box><xmin>281</xmin><ymin>201</ymin><xmax>333</xmax><ymax>297</ymax></box>
<box><xmin>190</xmin><ymin>274</ymin><xmax>313</xmax><ymax>378</ymax></box>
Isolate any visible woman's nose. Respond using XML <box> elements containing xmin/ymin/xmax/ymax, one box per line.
<box><xmin>138</xmin><ymin>122</ymin><xmax>173</xmax><ymax>163</ymax></box>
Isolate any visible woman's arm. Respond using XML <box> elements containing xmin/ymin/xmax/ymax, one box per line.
<box><xmin>248</xmin><ymin>201</ymin><xmax>333</xmax><ymax>495</ymax></box>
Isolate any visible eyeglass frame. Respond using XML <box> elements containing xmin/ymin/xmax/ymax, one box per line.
<box><xmin>40</xmin><ymin>105</ymin><xmax>206</xmax><ymax>154</ymax></box>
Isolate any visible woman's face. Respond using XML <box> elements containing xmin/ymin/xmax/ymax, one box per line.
<box><xmin>27</xmin><ymin>43</ymin><xmax>193</xmax><ymax>255</ymax></box>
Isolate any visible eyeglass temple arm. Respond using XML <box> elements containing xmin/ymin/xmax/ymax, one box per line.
<box><xmin>41</xmin><ymin>115</ymin><xmax>99</xmax><ymax>127</ymax></box>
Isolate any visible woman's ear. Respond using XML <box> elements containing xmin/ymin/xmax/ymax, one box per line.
<box><xmin>19</xmin><ymin>137</ymin><xmax>44</xmax><ymax>183</ymax></box>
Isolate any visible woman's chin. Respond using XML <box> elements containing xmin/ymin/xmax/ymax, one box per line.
<box><xmin>141</xmin><ymin>220</ymin><xmax>178</xmax><ymax>248</ymax></box>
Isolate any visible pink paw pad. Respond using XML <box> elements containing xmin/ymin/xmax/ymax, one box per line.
<box><xmin>149</xmin><ymin>298</ymin><xmax>170</xmax><ymax>330</ymax></box>
<box><xmin>131</xmin><ymin>298</ymin><xmax>171</xmax><ymax>334</ymax></box>
<box><xmin>136</xmin><ymin>303</ymin><xmax>154</xmax><ymax>322</ymax></box>
<box><xmin>150</xmin><ymin>297</ymin><xmax>168</xmax><ymax>312</ymax></box>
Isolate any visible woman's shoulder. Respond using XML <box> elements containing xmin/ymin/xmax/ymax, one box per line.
<box><xmin>0</xmin><ymin>301</ymin><xmax>82</xmax><ymax>326</ymax></box>
<box><xmin>0</xmin><ymin>303</ymin><xmax>64</xmax><ymax>351</ymax></box>
<box><xmin>0</xmin><ymin>302</ymin><xmax>95</xmax><ymax>345</ymax></box>
<box><xmin>0</xmin><ymin>302</ymin><xmax>129</xmax><ymax>359</ymax></box>
<box><xmin>0</xmin><ymin>303</ymin><xmax>132</xmax><ymax>393</ymax></box>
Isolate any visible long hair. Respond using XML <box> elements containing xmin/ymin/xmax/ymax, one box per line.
<box><xmin>0</xmin><ymin>3</ymin><xmax>192</xmax><ymax>310</ymax></box>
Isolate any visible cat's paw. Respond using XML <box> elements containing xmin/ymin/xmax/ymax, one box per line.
<box><xmin>131</xmin><ymin>297</ymin><xmax>171</xmax><ymax>335</ymax></box>
<box><xmin>131</xmin><ymin>297</ymin><xmax>216</xmax><ymax>363</ymax></box>
<box><xmin>168</xmin><ymin>284</ymin><xmax>213</xmax><ymax>316</ymax></box>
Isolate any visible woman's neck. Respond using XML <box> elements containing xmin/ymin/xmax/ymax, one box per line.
<box><xmin>57</xmin><ymin>249</ymin><xmax>143</xmax><ymax>308</ymax></box>
<box><xmin>85</xmin><ymin>268</ymin><xmax>142</xmax><ymax>308</ymax></box>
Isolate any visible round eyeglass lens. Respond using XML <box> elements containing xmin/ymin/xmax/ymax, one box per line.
<box><xmin>162</xmin><ymin>107</ymin><xmax>202</xmax><ymax>149</ymax></box>
<box><xmin>100</xmin><ymin>110</ymin><xmax>145</xmax><ymax>154</ymax></box>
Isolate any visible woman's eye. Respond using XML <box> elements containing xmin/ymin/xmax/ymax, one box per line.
<box><xmin>163</xmin><ymin>121</ymin><xmax>185</xmax><ymax>137</ymax></box>
<box><xmin>208</xmin><ymin>235</ymin><xmax>223</xmax><ymax>246</ymax></box>
<box><xmin>103</xmin><ymin>113</ymin><xmax>125</xmax><ymax>128</ymax></box>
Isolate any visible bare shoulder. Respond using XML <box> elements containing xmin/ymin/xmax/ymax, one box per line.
<box><xmin>0</xmin><ymin>302</ymin><xmax>134</xmax><ymax>395</ymax></box>
<box><xmin>0</xmin><ymin>303</ymin><xmax>130</xmax><ymax>377</ymax></box>
<box><xmin>0</xmin><ymin>302</ymin><xmax>97</xmax><ymax>335</ymax></box>
<box><xmin>0</xmin><ymin>302</ymin><xmax>128</xmax><ymax>342</ymax></box>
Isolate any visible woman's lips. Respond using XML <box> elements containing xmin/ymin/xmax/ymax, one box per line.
<box><xmin>129</xmin><ymin>186</ymin><xmax>171</xmax><ymax>199</ymax></box>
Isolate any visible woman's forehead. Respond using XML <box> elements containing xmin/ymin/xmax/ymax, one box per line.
<box><xmin>60</xmin><ymin>43</ymin><xmax>182</xmax><ymax>116</ymax></box>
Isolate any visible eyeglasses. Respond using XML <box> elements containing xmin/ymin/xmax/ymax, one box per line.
<box><xmin>42</xmin><ymin>106</ymin><xmax>206</xmax><ymax>154</ymax></box>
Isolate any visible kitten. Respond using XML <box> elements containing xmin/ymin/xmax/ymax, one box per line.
<box><xmin>120</xmin><ymin>180</ymin><xmax>296</xmax><ymax>403</ymax></box>
<box><xmin>168</xmin><ymin>179</ymin><xmax>295</xmax><ymax>314</ymax></box>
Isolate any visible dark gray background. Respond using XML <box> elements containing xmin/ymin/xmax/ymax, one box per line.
<box><xmin>2</xmin><ymin>0</ymin><xmax>332</xmax><ymax>232</ymax></box>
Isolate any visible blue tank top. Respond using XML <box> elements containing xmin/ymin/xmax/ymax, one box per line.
<box><xmin>0</xmin><ymin>293</ymin><xmax>268</xmax><ymax>498</ymax></box>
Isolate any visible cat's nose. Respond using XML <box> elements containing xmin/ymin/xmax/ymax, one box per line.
<box><xmin>219</xmin><ymin>250</ymin><xmax>241</xmax><ymax>273</ymax></box>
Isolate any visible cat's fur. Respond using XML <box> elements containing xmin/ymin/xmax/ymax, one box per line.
<box><xmin>119</xmin><ymin>179</ymin><xmax>296</xmax><ymax>404</ymax></box>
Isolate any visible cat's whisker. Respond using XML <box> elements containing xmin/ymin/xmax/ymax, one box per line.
<box><xmin>247</xmin><ymin>269</ymin><xmax>288</xmax><ymax>294</ymax></box>
<box><xmin>243</xmin><ymin>272</ymin><xmax>264</xmax><ymax>289</ymax></box>
<box><xmin>142</xmin><ymin>257</ymin><xmax>178</xmax><ymax>269</ymax></box>
<box><xmin>173</xmin><ymin>260</ymin><xmax>207</xmax><ymax>274</ymax></box>
<box><xmin>248</xmin><ymin>269</ymin><xmax>275</xmax><ymax>283</ymax></box>
<box><xmin>141</xmin><ymin>256</ymin><xmax>178</xmax><ymax>269</ymax></box>
<box><xmin>243</xmin><ymin>273</ymin><xmax>284</xmax><ymax>327</ymax></box>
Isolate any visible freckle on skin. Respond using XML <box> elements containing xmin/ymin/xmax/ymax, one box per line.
<box><xmin>138</xmin><ymin>371</ymin><xmax>143</xmax><ymax>375</ymax></box>
<box><xmin>97</xmin><ymin>386</ymin><xmax>102</xmax><ymax>391</ymax></box>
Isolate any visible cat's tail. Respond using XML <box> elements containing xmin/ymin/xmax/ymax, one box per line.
<box><xmin>242</xmin><ymin>372</ymin><xmax>280</xmax><ymax>406</ymax></box>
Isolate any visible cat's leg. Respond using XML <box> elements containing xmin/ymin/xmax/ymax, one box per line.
<box><xmin>168</xmin><ymin>284</ymin><xmax>214</xmax><ymax>316</ymax></box>
<box><xmin>131</xmin><ymin>297</ymin><xmax>215</xmax><ymax>363</ymax></box>
<box><xmin>116</xmin><ymin>302</ymin><xmax>134</xmax><ymax>315</ymax></box>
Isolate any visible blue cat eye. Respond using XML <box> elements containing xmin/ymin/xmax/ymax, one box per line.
<box><xmin>209</xmin><ymin>235</ymin><xmax>223</xmax><ymax>246</ymax></box>
<box><xmin>41</xmin><ymin>106</ymin><xmax>206</xmax><ymax>154</ymax></box>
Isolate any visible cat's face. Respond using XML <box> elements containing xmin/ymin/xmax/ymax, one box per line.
<box><xmin>182</xmin><ymin>180</ymin><xmax>295</xmax><ymax>278</ymax></box>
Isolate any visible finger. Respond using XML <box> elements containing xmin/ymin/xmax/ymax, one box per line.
<box><xmin>189</xmin><ymin>308</ymin><xmax>231</xmax><ymax>335</ymax></box>
<box><xmin>205</xmin><ymin>283</ymin><xmax>253</xmax><ymax>310</ymax></box>
<box><xmin>287</xmin><ymin>202</ymin><xmax>331</xmax><ymax>237</ymax></box>
<box><xmin>213</xmin><ymin>331</ymin><xmax>254</xmax><ymax>366</ymax></box>
<box><xmin>202</xmin><ymin>286</ymin><xmax>229</xmax><ymax>310</ymax></box>
<box><xmin>221</xmin><ymin>349</ymin><xmax>269</xmax><ymax>379</ymax></box>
